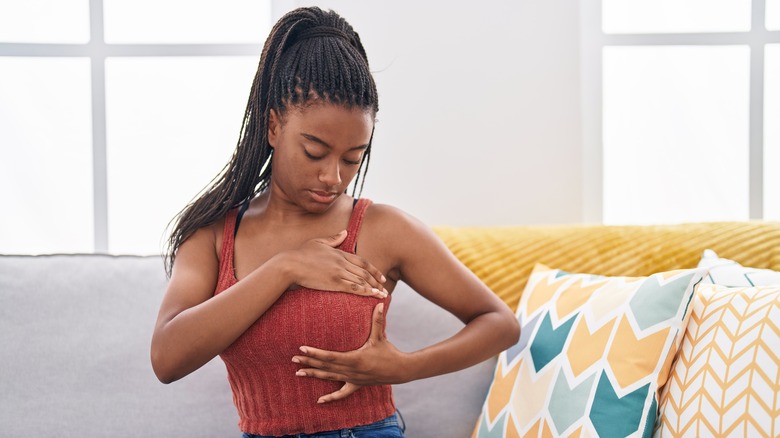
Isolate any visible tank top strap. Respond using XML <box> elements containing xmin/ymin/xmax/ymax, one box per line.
<box><xmin>340</xmin><ymin>198</ymin><xmax>372</xmax><ymax>254</ymax></box>
<box><xmin>216</xmin><ymin>208</ymin><xmax>239</xmax><ymax>293</ymax></box>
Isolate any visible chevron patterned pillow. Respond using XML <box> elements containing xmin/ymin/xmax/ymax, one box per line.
<box><xmin>654</xmin><ymin>253</ymin><xmax>780</xmax><ymax>437</ymax></box>
<box><xmin>698</xmin><ymin>249</ymin><xmax>780</xmax><ymax>287</ymax></box>
<box><xmin>472</xmin><ymin>263</ymin><xmax>706</xmax><ymax>438</ymax></box>
<box><xmin>654</xmin><ymin>284</ymin><xmax>780</xmax><ymax>437</ymax></box>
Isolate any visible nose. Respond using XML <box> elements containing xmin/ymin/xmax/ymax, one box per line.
<box><xmin>319</xmin><ymin>159</ymin><xmax>341</xmax><ymax>187</ymax></box>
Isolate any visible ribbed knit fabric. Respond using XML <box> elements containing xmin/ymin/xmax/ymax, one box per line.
<box><xmin>214</xmin><ymin>198</ymin><xmax>395</xmax><ymax>436</ymax></box>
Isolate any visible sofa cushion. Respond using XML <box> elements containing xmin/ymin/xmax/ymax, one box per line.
<box><xmin>655</xmin><ymin>284</ymin><xmax>780</xmax><ymax>437</ymax></box>
<box><xmin>0</xmin><ymin>254</ymin><xmax>239</xmax><ymax>437</ymax></box>
<box><xmin>698</xmin><ymin>249</ymin><xmax>780</xmax><ymax>286</ymax></box>
<box><xmin>388</xmin><ymin>281</ymin><xmax>497</xmax><ymax>437</ymax></box>
<box><xmin>473</xmin><ymin>263</ymin><xmax>706</xmax><ymax>437</ymax></box>
<box><xmin>0</xmin><ymin>255</ymin><xmax>495</xmax><ymax>437</ymax></box>
<box><xmin>434</xmin><ymin>222</ymin><xmax>780</xmax><ymax>309</ymax></box>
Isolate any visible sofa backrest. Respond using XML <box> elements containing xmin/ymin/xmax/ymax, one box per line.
<box><xmin>0</xmin><ymin>254</ymin><xmax>239</xmax><ymax>437</ymax></box>
<box><xmin>0</xmin><ymin>254</ymin><xmax>490</xmax><ymax>437</ymax></box>
<box><xmin>435</xmin><ymin>221</ymin><xmax>780</xmax><ymax>309</ymax></box>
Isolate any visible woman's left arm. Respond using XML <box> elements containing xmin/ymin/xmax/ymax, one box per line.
<box><xmin>293</xmin><ymin>205</ymin><xmax>520</xmax><ymax>402</ymax></box>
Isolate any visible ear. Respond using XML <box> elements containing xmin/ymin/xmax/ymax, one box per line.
<box><xmin>268</xmin><ymin>108</ymin><xmax>280</xmax><ymax>148</ymax></box>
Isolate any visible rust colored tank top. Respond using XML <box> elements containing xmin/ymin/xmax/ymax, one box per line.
<box><xmin>214</xmin><ymin>198</ymin><xmax>395</xmax><ymax>436</ymax></box>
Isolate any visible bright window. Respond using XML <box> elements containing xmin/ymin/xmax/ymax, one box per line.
<box><xmin>0</xmin><ymin>1</ymin><xmax>268</xmax><ymax>255</ymax></box>
<box><xmin>602</xmin><ymin>0</ymin><xmax>751</xmax><ymax>33</ymax></box>
<box><xmin>103</xmin><ymin>0</ymin><xmax>267</xmax><ymax>44</ymax></box>
<box><xmin>768</xmin><ymin>0</ymin><xmax>780</xmax><ymax>30</ymax></box>
<box><xmin>0</xmin><ymin>57</ymin><xmax>94</xmax><ymax>253</ymax></box>
<box><xmin>765</xmin><ymin>44</ymin><xmax>780</xmax><ymax>220</ymax></box>
<box><xmin>593</xmin><ymin>0</ymin><xmax>779</xmax><ymax>224</ymax></box>
<box><xmin>603</xmin><ymin>46</ymin><xmax>750</xmax><ymax>224</ymax></box>
<box><xmin>105</xmin><ymin>56</ymin><xmax>258</xmax><ymax>254</ymax></box>
<box><xmin>0</xmin><ymin>0</ymin><xmax>89</xmax><ymax>43</ymax></box>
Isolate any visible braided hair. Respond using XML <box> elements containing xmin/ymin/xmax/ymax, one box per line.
<box><xmin>164</xmin><ymin>7</ymin><xmax>379</xmax><ymax>276</ymax></box>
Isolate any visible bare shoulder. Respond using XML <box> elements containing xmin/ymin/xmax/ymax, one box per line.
<box><xmin>363</xmin><ymin>202</ymin><xmax>429</xmax><ymax>236</ymax></box>
<box><xmin>171</xmin><ymin>220</ymin><xmax>221</xmax><ymax>281</ymax></box>
<box><xmin>362</xmin><ymin>202</ymin><xmax>436</xmax><ymax>250</ymax></box>
<box><xmin>360</xmin><ymin>202</ymin><xmax>452</xmax><ymax>279</ymax></box>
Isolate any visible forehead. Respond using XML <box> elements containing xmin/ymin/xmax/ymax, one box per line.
<box><xmin>281</xmin><ymin>103</ymin><xmax>374</xmax><ymax>142</ymax></box>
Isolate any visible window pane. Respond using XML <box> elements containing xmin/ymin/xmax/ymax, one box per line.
<box><xmin>766</xmin><ymin>45</ymin><xmax>780</xmax><ymax>220</ymax></box>
<box><xmin>105</xmin><ymin>57</ymin><xmax>258</xmax><ymax>255</ymax></box>
<box><xmin>603</xmin><ymin>46</ymin><xmax>750</xmax><ymax>224</ymax></box>
<box><xmin>103</xmin><ymin>0</ymin><xmax>270</xmax><ymax>44</ymax></box>
<box><xmin>603</xmin><ymin>0</ymin><xmax>751</xmax><ymax>33</ymax></box>
<box><xmin>0</xmin><ymin>0</ymin><xmax>89</xmax><ymax>43</ymax></box>
<box><xmin>768</xmin><ymin>0</ymin><xmax>780</xmax><ymax>30</ymax></box>
<box><xmin>0</xmin><ymin>57</ymin><xmax>94</xmax><ymax>254</ymax></box>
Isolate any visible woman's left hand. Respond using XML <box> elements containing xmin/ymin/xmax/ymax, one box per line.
<box><xmin>292</xmin><ymin>302</ymin><xmax>411</xmax><ymax>404</ymax></box>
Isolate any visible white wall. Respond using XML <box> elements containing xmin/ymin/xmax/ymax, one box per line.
<box><xmin>274</xmin><ymin>0</ymin><xmax>583</xmax><ymax>226</ymax></box>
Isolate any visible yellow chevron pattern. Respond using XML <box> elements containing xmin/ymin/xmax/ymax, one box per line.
<box><xmin>655</xmin><ymin>285</ymin><xmax>780</xmax><ymax>437</ymax></box>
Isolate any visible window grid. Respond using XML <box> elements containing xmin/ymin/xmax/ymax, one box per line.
<box><xmin>582</xmin><ymin>0</ymin><xmax>780</xmax><ymax>223</ymax></box>
<box><xmin>0</xmin><ymin>0</ymin><xmax>263</xmax><ymax>252</ymax></box>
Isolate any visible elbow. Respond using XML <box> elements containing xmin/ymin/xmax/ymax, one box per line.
<box><xmin>150</xmin><ymin>343</ymin><xmax>183</xmax><ymax>384</ymax></box>
<box><xmin>504</xmin><ymin>313</ymin><xmax>521</xmax><ymax>350</ymax></box>
<box><xmin>151</xmin><ymin>351</ymin><xmax>174</xmax><ymax>384</ymax></box>
<box><xmin>497</xmin><ymin>307</ymin><xmax>521</xmax><ymax>351</ymax></box>
<box><xmin>154</xmin><ymin>370</ymin><xmax>177</xmax><ymax>385</ymax></box>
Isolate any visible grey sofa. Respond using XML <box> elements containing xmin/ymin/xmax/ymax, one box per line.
<box><xmin>0</xmin><ymin>254</ymin><xmax>495</xmax><ymax>437</ymax></box>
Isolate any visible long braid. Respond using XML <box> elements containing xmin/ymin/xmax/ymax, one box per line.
<box><xmin>164</xmin><ymin>7</ymin><xmax>379</xmax><ymax>276</ymax></box>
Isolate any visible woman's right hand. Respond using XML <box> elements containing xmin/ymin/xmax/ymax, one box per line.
<box><xmin>281</xmin><ymin>230</ymin><xmax>388</xmax><ymax>299</ymax></box>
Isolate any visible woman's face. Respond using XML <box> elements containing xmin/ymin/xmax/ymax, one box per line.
<box><xmin>268</xmin><ymin>102</ymin><xmax>374</xmax><ymax>212</ymax></box>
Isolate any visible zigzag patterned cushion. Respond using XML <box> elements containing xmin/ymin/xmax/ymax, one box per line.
<box><xmin>654</xmin><ymin>253</ymin><xmax>780</xmax><ymax>437</ymax></box>
<box><xmin>654</xmin><ymin>284</ymin><xmax>780</xmax><ymax>437</ymax></box>
<box><xmin>473</xmin><ymin>264</ymin><xmax>706</xmax><ymax>438</ymax></box>
<box><xmin>698</xmin><ymin>249</ymin><xmax>780</xmax><ymax>286</ymax></box>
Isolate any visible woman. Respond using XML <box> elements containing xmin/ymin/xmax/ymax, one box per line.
<box><xmin>151</xmin><ymin>6</ymin><xmax>519</xmax><ymax>438</ymax></box>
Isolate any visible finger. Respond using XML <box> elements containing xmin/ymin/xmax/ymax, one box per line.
<box><xmin>297</xmin><ymin>346</ymin><xmax>344</xmax><ymax>364</ymax></box>
<box><xmin>337</xmin><ymin>270</ymin><xmax>387</xmax><ymax>298</ymax></box>
<box><xmin>318</xmin><ymin>230</ymin><xmax>347</xmax><ymax>248</ymax></box>
<box><xmin>295</xmin><ymin>367</ymin><xmax>350</xmax><ymax>382</ymax></box>
<box><xmin>369</xmin><ymin>303</ymin><xmax>386</xmax><ymax>342</ymax></box>
<box><xmin>342</xmin><ymin>253</ymin><xmax>387</xmax><ymax>287</ymax></box>
<box><xmin>292</xmin><ymin>354</ymin><xmax>341</xmax><ymax>372</ymax></box>
<box><xmin>317</xmin><ymin>382</ymin><xmax>361</xmax><ymax>404</ymax></box>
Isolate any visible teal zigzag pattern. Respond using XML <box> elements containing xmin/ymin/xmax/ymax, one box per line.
<box><xmin>590</xmin><ymin>371</ymin><xmax>650</xmax><ymax>438</ymax></box>
<box><xmin>529</xmin><ymin>311</ymin><xmax>576</xmax><ymax>372</ymax></box>
<box><xmin>548</xmin><ymin>371</ymin><xmax>596</xmax><ymax>435</ymax></box>
<box><xmin>629</xmin><ymin>273</ymin><xmax>694</xmax><ymax>330</ymax></box>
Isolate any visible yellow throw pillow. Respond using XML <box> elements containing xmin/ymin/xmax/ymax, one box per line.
<box><xmin>473</xmin><ymin>264</ymin><xmax>706</xmax><ymax>438</ymax></box>
<box><xmin>655</xmin><ymin>284</ymin><xmax>780</xmax><ymax>437</ymax></box>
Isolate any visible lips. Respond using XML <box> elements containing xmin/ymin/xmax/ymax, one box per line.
<box><xmin>309</xmin><ymin>190</ymin><xmax>339</xmax><ymax>203</ymax></box>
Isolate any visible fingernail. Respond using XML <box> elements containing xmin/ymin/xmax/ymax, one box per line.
<box><xmin>372</xmin><ymin>288</ymin><xmax>381</xmax><ymax>295</ymax></box>
<box><xmin>380</xmin><ymin>275</ymin><xmax>386</xmax><ymax>283</ymax></box>
<box><xmin>296</xmin><ymin>371</ymin><xmax>306</xmax><ymax>377</ymax></box>
<box><xmin>317</xmin><ymin>398</ymin><xmax>325</xmax><ymax>404</ymax></box>
<box><xmin>292</xmin><ymin>357</ymin><xmax>300</xmax><ymax>363</ymax></box>
<box><xmin>299</xmin><ymin>346</ymin><xmax>308</xmax><ymax>354</ymax></box>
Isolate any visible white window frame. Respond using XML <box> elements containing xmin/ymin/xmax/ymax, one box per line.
<box><xmin>581</xmin><ymin>0</ymin><xmax>780</xmax><ymax>222</ymax></box>
<box><xmin>0</xmin><ymin>0</ymin><xmax>265</xmax><ymax>252</ymax></box>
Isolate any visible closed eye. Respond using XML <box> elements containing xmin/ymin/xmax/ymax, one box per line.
<box><xmin>303</xmin><ymin>149</ymin><xmax>324</xmax><ymax>160</ymax></box>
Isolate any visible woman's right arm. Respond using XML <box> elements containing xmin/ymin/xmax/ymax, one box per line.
<box><xmin>150</xmin><ymin>226</ymin><xmax>290</xmax><ymax>383</ymax></box>
<box><xmin>150</xmin><ymin>227</ymin><xmax>387</xmax><ymax>384</ymax></box>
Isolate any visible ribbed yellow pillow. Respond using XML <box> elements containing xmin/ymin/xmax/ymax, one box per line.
<box><xmin>434</xmin><ymin>222</ymin><xmax>780</xmax><ymax>309</ymax></box>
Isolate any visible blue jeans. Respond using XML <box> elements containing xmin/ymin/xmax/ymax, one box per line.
<box><xmin>242</xmin><ymin>412</ymin><xmax>405</xmax><ymax>438</ymax></box>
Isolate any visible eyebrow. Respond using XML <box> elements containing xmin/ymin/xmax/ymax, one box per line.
<box><xmin>300</xmin><ymin>133</ymin><xmax>369</xmax><ymax>151</ymax></box>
